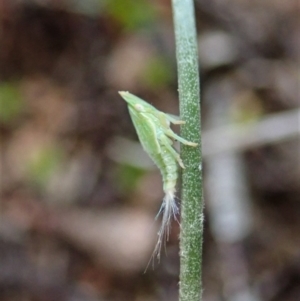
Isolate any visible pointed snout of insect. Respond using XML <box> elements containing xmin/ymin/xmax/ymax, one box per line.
<box><xmin>119</xmin><ymin>91</ymin><xmax>135</xmax><ymax>105</ymax></box>
<box><xmin>118</xmin><ymin>91</ymin><xmax>128</xmax><ymax>100</ymax></box>
<box><xmin>118</xmin><ymin>91</ymin><xmax>128</xmax><ymax>98</ymax></box>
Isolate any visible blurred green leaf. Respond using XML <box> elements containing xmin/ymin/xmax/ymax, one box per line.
<box><xmin>26</xmin><ymin>145</ymin><xmax>64</xmax><ymax>189</ymax></box>
<box><xmin>0</xmin><ymin>82</ymin><xmax>23</xmax><ymax>123</ymax></box>
<box><xmin>104</xmin><ymin>0</ymin><xmax>156</xmax><ymax>30</ymax></box>
<box><xmin>117</xmin><ymin>164</ymin><xmax>145</xmax><ymax>194</ymax></box>
<box><xmin>142</xmin><ymin>56</ymin><xmax>174</xmax><ymax>88</ymax></box>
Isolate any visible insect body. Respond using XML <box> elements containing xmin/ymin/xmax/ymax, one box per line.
<box><xmin>119</xmin><ymin>91</ymin><xmax>197</xmax><ymax>260</ymax></box>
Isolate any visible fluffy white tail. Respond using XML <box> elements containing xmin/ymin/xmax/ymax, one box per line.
<box><xmin>144</xmin><ymin>190</ymin><xmax>179</xmax><ymax>271</ymax></box>
<box><xmin>154</xmin><ymin>190</ymin><xmax>179</xmax><ymax>258</ymax></box>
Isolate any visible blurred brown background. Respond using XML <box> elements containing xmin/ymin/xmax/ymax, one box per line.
<box><xmin>0</xmin><ymin>0</ymin><xmax>299</xmax><ymax>301</ymax></box>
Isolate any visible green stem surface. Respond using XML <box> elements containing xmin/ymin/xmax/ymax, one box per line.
<box><xmin>171</xmin><ymin>1</ymin><xmax>204</xmax><ymax>300</ymax></box>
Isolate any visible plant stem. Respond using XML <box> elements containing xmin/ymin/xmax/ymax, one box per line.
<box><xmin>171</xmin><ymin>1</ymin><xmax>203</xmax><ymax>300</ymax></box>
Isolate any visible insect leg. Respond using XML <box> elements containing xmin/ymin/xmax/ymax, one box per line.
<box><xmin>163</xmin><ymin>128</ymin><xmax>198</xmax><ymax>147</ymax></box>
<box><xmin>166</xmin><ymin>114</ymin><xmax>185</xmax><ymax>125</ymax></box>
<box><xmin>158</xmin><ymin>134</ymin><xmax>185</xmax><ymax>168</ymax></box>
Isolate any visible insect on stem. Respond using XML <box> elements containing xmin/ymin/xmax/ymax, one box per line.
<box><xmin>119</xmin><ymin>91</ymin><xmax>197</xmax><ymax>266</ymax></box>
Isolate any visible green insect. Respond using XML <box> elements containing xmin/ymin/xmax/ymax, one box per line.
<box><xmin>119</xmin><ymin>91</ymin><xmax>197</xmax><ymax>260</ymax></box>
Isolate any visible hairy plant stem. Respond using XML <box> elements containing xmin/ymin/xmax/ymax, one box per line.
<box><xmin>171</xmin><ymin>1</ymin><xmax>203</xmax><ymax>300</ymax></box>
